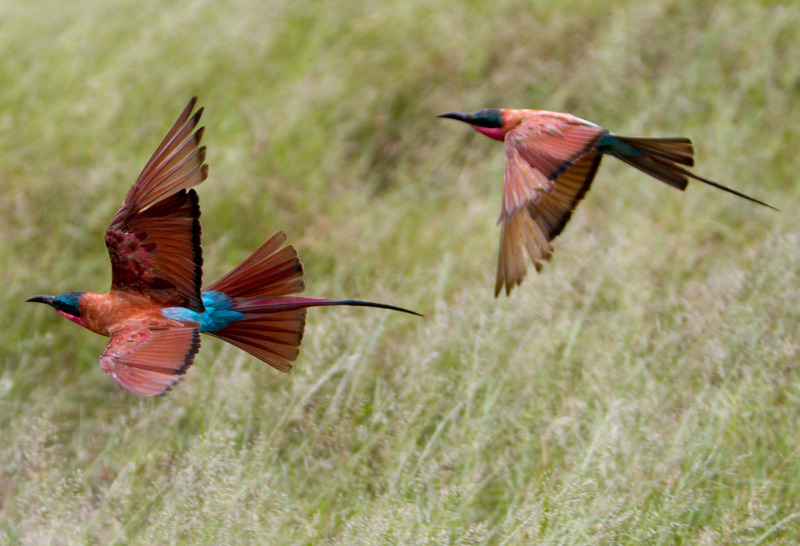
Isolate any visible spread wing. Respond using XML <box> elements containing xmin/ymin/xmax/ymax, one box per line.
<box><xmin>105</xmin><ymin>97</ymin><xmax>208</xmax><ymax>311</ymax></box>
<box><xmin>496</xmin><ymin>116</ymin><xmax>606</xmax><ymax>296</ymax></box>
<box><xmin>100</xmin><ymin>324</ymin><xmax>201</xmax><ymax>397</ymax></box>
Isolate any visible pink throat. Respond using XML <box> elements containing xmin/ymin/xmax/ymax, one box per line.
<box><xmin>57</xmin><ymin>309</ymin><xmax>89</xmax><ymax>329</ymax></box>
<box><xmin>473</xmin><ymin>126</ymin><xmax>507</xmax><ymax>141</ymax></box>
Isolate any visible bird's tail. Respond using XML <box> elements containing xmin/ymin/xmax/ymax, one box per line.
<box><xmin>205</xmin><ymin>232</ymin><xmax>419</xmax><ymax>372</ymax></box>
<box><xmin>600</xmin><ymin>135</ymin><xmax>776</xmax><ymax>209</ymax></box>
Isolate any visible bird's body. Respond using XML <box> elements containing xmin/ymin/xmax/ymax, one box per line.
<box><xmin>78</xmin><ymin>291</ymin><xmax>174</xmax><ymax>335</ymax></box>
<box><xmin>60</xmin><ymin>290</ymin><xmax>241</xmax><ymax>337</ymax></box>
<box><xmin>437</xmin><ymin>108</ymin><xmax>774</xmax><ymax>296</ymax></box>
<box><xmin>28</xmin><ymin>98</ymin><xmax>418</xmax><ymax>397</ymax></box>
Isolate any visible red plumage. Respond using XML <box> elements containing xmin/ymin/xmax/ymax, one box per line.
<box><xmin>106</xmin><ymin>97</ymin><xmax>207</xmax><ymax>310</ymax></box>
<box><xmin>438</xmin><ymin>107</ymin><xmax>775</xmax><ymax>296</ymax></box>
<box><xmin>206</xmin><ymin>232</ymin><xmax>307</xmax><ymax>372</ymax></box>
<box><xmin>28</xmin><ymin>98</ymin><xmax>419</xmax><ymax>397</ymax></box>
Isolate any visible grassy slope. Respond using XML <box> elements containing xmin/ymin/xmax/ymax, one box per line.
<box><xmin>2</xmin><ymin>0</ymin><xmax>799</xmax><ymax>543</ymax></box>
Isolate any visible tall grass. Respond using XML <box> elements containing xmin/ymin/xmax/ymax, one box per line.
<box><xmin>2</xmin><ymin>0</ymin><xmax>799</xmax><ymax>543</ymax></box>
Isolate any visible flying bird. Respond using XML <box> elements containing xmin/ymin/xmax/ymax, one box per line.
<box><xmin>28</xmin><ymin>98</ymin><xmax>419</xmax><ymax>397</ymax></box>
<box><xmin>437</xmin><ymin>108</ymin><xmax>775</xmax><ymax>296</ymax></box>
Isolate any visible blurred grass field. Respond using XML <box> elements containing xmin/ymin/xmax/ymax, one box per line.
<box><xmin>2</xmin><ymin>0</ymin><xmax>800</xmax><ymax>543</ymax></box>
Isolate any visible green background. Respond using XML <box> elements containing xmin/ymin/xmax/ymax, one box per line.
<box><xmin>2</xmin><ymin>0</ymin><xmax>798</xmax><ymax>543</ymax></box>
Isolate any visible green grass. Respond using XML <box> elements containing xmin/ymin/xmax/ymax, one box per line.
<box><xmin>2</xmin><ymin>0</ymin><xmax>800</xmax><ymax>543</ymax></box>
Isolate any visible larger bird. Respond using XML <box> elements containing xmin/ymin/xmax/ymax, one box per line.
<box><xmin>437</xmin><ymin>108</ymin><xmax>775</xmax><ymax>296</ymax></box>
<box><xmin>28</xmin><ymin>98</ymin><xmax>419</xmax><ymax>397</ymax></box>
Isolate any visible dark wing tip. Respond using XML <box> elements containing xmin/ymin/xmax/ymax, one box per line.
<box><xmin>196</xmin><ymin>145</ymin><xmax>208</xmax><ymax>167</ymax></box>
<box><xmin>190</xmin><ymin>107</ymin><xmax>204</xmax><ymax>128</ymax></box>
<box><xmin>180</xmin><ymin>97</ymin><xmax>200</xmax><ymax>124</ymax></box>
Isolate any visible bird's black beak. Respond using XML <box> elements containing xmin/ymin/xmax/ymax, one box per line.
<box><xmin>436</xmin><ymin>112</ymin><xmax>472</xmax><ymax>123</ymax></box>
<box><xmin>27</xmin><ymin>295</ymin><xmax>55</xmax><ymax>306</ymax></box>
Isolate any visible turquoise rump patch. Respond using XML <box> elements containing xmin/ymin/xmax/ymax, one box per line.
<box><xmin>596</xmin><ymin>134</ymin><xmax>643</xmax><ymax>157</ymax></box>
<box><xmin>162</xmin><ymin>290</ymin><xmax>243</xmax><ymax>332</ymax></box>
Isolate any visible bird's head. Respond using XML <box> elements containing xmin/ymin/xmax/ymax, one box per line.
<box><xmin>436</xmin><ymin>108</ymin><xmax>510</xmax><ymax>141</ymax></box>
<box><xmin>27</xmin><ymin>290</ymin><xmax>88</xmax><ymax>328</ymax></box>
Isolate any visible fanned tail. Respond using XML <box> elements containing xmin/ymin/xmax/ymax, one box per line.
<box><xmin>603</xmin><ymin>135</ymin><xmax>777</xmax><ymax>210</ymax></box>
<box><xmin>205</xmin><ymin>232</ymin><xmax>419</xmax><ymax>372</ymax></box>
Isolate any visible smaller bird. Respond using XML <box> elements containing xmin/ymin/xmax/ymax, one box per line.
<box><xmin>437</xmin><ymin>108</ymin><xmax>775</xmax><ymax>296</ymax></box>
<box><xmin>28</xmin><ymin>98</ymin><xmax>419</xmax><ymax>397</ymax></box>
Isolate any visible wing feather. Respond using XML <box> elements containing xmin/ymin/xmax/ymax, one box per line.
<box><xmin>100</xmin><ymin>324</ymin><xmax>201</xmax><ymax>397</ymax></box>
<box><xmin>105</xmin><ymin>98</ymin><xmax>208</xmax><ymax>310</ymax></box>
<box><xmin>500</xmin><ymin>116</ymin><xmax>605</xmax><ymax>219</ymax></box>
<box><xmin>496</xmin><ymin>150</ymin><xmax>603</xmax><ymax>296</ymax></box>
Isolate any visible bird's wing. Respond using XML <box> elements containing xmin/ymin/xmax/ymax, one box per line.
<box><xmin>496</xmin><ymin>117</ymin><xmax>606</xmax><ymax>296</ymax></box>
<box><xmin>105</xmin><ymin>98</ymin><xmax>208</xmax><ymax>311</ymax></box>
<box><xmin>500</xmin><ymin>116</ymin><xmax>606</xmax><ymax>218</ymax></box>
<box><xmin>100</xmin><ymin>323</ymin><xmax>201</xmax><ymax>397</ymax></box>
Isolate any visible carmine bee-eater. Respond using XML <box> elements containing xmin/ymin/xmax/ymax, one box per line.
<box><xmin>437</xmin><ymin>108</ymin><xmax>775</xmax><ymax>296</ymax></box>
<box><xmin>27</xmin><ymin>98</ymin><xmax>419</xmax><ymax>397</ymax></box>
